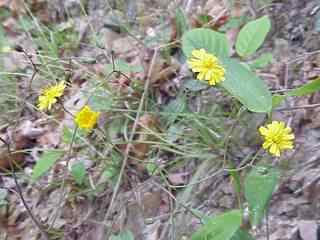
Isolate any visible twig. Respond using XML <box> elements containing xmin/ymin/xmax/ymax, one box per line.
<box><xmin>270</xmin><ymin>88</ymin><xmax>292</xmax><ymax>94</ymax></box>
<box><xmin>184</xmin><ymin>0</ymin><xmax>194</xmax><ymax>14</ymax></box>
<box><xmin>247</xmin><ymin>0</ymin><xmax>257</xmax><ymax>18</ymax></box>
<box><xmin>222</xmin><ymin>107</ymin><xmax>246</xmax><ymax>208</ymax></box>
<box><xmin>223</xmin><ymin>107</ymin><xmax>246</xmax><ymax>166</ymax></box>
<box><xmin>101</xmin><ymin>48</ymin><xmax>159</xmax><ymax>236</ymax></box>
<box><xmin>152</xmin><ymin>180</ymin><xmax>203</xmax><ymax>222</ymax></box>
<box><xmin>16</xmin><ymin>46</ymin><xmax>39</xmax><ymax>91</ymax></box>
<box><xmin>204</xmin><ymin>9</ymin><xmax>228</xmax><ymax>28</ymax></box>
<box><xmin>48</xmin><ymin>127</ymin><xmax>78</xmax><ymax>229</ymax></box>
<box><xmin>59</xmin><ymin>101</ymin><xmax>75</xmax><ymax>117</ymax></box>
<box><xmin>0</xmin><ymin>137</ymin><xmax>49</xmax><ymax>240</ymax></box>
<box><xmin>276</xmin><ymin>103</ymin><xmax>320</xmax><ymax>111</ymax></box>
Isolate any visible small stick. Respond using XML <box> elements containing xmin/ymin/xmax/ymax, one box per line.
<box><xmin>15</xmin><ymin>46</ymin><xmax>39</xmax><ymax>91</ymax></box>
<box><xmin>276</xmin><ymin>103</ymin><xmax>320</xmax><ymax>111</ymax></box>
<box><xmin>101</xmin><ymin>48</ymin><xmax>159</xmax><ymax>237</ymax></box>
<box><xmin>0</xmin><ymin>137</ymin><xmax>49</xmax><ymax>240</ymax></box>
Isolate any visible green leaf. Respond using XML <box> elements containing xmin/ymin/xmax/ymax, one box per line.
<box><xmin>244</xmin><ymin>166</ymin><xmax>280</xmax><ymax>226</ymax></box>
<box><xmin>31</xmin><ymin>150</ymin><xmax>64</xmax><ymax>182</ymax></box>
<box><xmin>88</xmin><ymin>87</ymin><xmax>114</xmax><ymax>112</ymax></box>
<box><xmin>63</xmin><ymin>127</ymin><xmax>81</xmax><ymax>144</ymax></box>
<box><xmin>182</xmin><ymin>78</ymin><xmax>208</xmax><ymax>92</ymax></box>
<box><xmin>180</xmin><ymin>27</ymin><xmax>271</xmax><ymax>112</ymax></box>
<box><xmin>167</xmin><ymin>124</ymin><xmax>185</xmax><ymax>143</ymax></box>
<box><xmin>228</xmin><ymin>162</ymin><xmax>242</xmax><ymax>204</ymax></box>
<box><xmin>0</xmin><ymin>188</ymin><xmax>8</xmax><ymax>207</ymax></box>
<box><xmin>175</xmin><ymin>7</ymin><xmax>189</xmax><ymax>38</ymax></box>
<box><xmin>219</xmin><ymin>16</ymin><xmax>250</xmax><ymax>32</ymax></box>
<box><xmin>272</xmin><ymin>78</ymin><xmax>320</xmax><ymax>109</ymax></box>
<box><xmin>63</xmin><ymin>127</ymin><xmax>74</xmax><ymax>144</ymax></box>
<box><xmin>163</xmin><ymin>94</ymin><xmax>187</xmax><ymax>123</ymax></box>
<box><xmin>231</xmin><ymin>229</ymin><xmax>255</xmax><ymax>240</ymax></box>
<box><xmin>110</xmin><ymin>230</ymin><xmax>135</xmax><ymax>240</ymax></box>
<box><xmin>250</xmin><ymin>53</ymin><xmax>273</xmax><ymax>69</ymax></box>
<box><xmin>221</xmin><ymin>58</ymin><xmax>272</xmax><ymax>112</ymax></box>
<box><xmin>272</xmin><ymin>95</ymin><xmax>286</xmax><ymax>108</ymax></box>
<box><xmin>287</xmin><ymin>78</ymin><xmax>320</xmax><ymax>97</ymax></box>
<box><xmin>182</xmin><ymin>28</ymin><xmax>230</xmax><ymax>58</ymax></box>
<box><xmin>71</xmin><ymin>162</ymin><xmax>86</xmax><ymax>185</ymax></box>
<box><xmin>18</xmin><ymin>16</ymin><xmax>35</xmax><ymax>32</ymax></box>
<box><xmin>236</xmin><ymin>16</ymin><xmax>271</xmax><ymax>57</ymax></box>
<box><xmin>192</xmin><ymin>210</ymin><xmax>242</xmax><ymax>240</ymax></box>
<box><xmin>0</xmin><ymin>25</ymin><xmax>10</xmax><ymax>52</ymax></box>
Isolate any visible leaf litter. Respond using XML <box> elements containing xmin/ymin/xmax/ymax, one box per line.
<box><xmin>0</xmin><ymin>0</ymin><xmax>320</xmax><ymax>239</ymax></box>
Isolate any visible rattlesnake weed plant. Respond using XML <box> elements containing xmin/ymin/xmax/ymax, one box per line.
<box><xmin>181</xmin><ymin>15</ymin><xmax>319</xmax><ymax>239</ymax></box>
<box><xmin>32</xmin><ymin>14</ymin><xmax>316</xmax><ymax>239</ymax></box>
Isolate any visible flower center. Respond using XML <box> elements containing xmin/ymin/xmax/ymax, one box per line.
<box><xmin>82</xmin><ymin>114</ymin><xmax>92</xmax><ymax>125</ymax></box>
<box><xmin>203</xmin><ymin>59</ymin><xmax>215</xmax><ymax>68</ymax></box>
<box><xmin>270</xmin><ymin>134</ymin><xmax>284</xmax><ymax>145</ymax></box>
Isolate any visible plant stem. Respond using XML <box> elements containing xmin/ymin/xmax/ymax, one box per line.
<box><xmin>0</xmin><ymin>137</ymin><xmax>49</xmax><ymax>240</ymax></box>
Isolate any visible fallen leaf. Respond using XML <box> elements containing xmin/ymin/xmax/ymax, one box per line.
<box><xmin>131</xmin><ymin>114</ymin><xmax>159</xmax><ymax>172</ymax></box>
<box><xmin>298</xmin><ymin>220</ymin><xmax>319</xmax><ymax>240</ymax></box>
<box><xmin>168</xmin><ymin>172</ymin><xmax>189</xmax><ymax>186</ymax></box>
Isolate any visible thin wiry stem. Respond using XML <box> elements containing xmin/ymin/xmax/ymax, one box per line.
<box><xmin>101</xmin><ymin>48</ymin><xmax>159</xmax><ymax>238</ymax></box>
<box><xmin>48</xmin><ymin>127</ymin><xmax>78</xmax><ymax>229</ymax></box>
<box><xmin>276</xmin><ymin>103</ymin><xmax>320</xmax><ymax>111</ymax></box>
<box><xmin>0</xmin><ymin>137</ymin><xmax>49</xmax><ymax>240</ymax></box>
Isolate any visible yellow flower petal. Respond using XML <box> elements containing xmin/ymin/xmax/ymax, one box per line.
<box><xmin>75</xmin><ymin>105</ymin><xmax>100</xmax><ymax>131</ymax></box>
<box><xmin>187</xmin><ymin>49</ymin><xmax>225</xmax><ymax>86</ymax></box>
<box><xmin>262</xmin><ymin>140</ymin><xmax>272</xmax><ymax>149</ymax></box>
<box><xmin>258</xmin><ymin>121</ymin><xmax>295</xmax><ymax>157</ymax></box>
<box><xmin>38</xmin><ymin>81</ymin><xmax>66</xmax><ymax>111</ymax></box>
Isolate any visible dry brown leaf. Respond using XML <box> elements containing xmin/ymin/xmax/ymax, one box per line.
<box><xmin>204</xmin><ymin>0</ymin><xmax>227</xmax><ymax>17</ymax></box>
<box><xmin>152</xmin><ymin>63</ymin><xmax>180</xmax><ymax>85</ymax></box>
<box><xmin>168</xmin><ymin>172</ymin><xmax>189</xmax><ymax>186</ymax></box>
<box><xmin>298</xmin><ymin>220</ymin><xmax>319</xmax><ymax>240</ymax></box>
<box><xmin>130</xmin><ymin>114</ymin><xmax>159</xmax><ymax>171</ymax></box>
<box><xmin>0</xmin><ymin>0</ymin><xmax>26</xmax><ymax>16</ymax></box>
<box><xmin>0</xmin><ymin>121</ymin><xmax>44</xmax><ymax>171</ymax></box>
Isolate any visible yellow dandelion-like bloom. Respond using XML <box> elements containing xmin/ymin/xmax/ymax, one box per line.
<box><xmin>38</xmin><ymin>81</ymin><xmax>66</xmax><ymax>111</ymax></box>
<box><xmin>259</xmin><ymin>121</ymin><xmax>295</xmax><ymax>157</ymax></box>
<box><xmin>187</xmin><ymin>48</ymin><xmax>225</xmax><ymax>85</ymax></box>
<box><xmin>75</xmin><ymin>105</ymin><xmax>100</xmax><ymax>131</ymax></box>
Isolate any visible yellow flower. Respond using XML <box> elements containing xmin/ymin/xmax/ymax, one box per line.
<box><xmin>75</xmin><ymin>105</ymin><xmax>100</xmax><ymax>131</ymax></box>
<box><xmin>38</xmin><ymin>81</ymin><xmax>66</xmax><ymax>111</ymax></box>
<box><xmin>187</xmin><ymin>48</ymin><xmax>225</xmax><ymax>85</ymax></box>
<box><xmin>259</xmin><ymin>121</ymin><xmax>295</xmax><ymax>157</ymax></box>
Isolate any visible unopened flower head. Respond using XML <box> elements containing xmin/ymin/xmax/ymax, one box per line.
<box><xmin>259</xmin><ymin>121</ymin><xmax>295</xmax><ymax>157</ymax></box>
<box><xmin>75</xmin><ymin>105</ymin><xmax>100</xmax><ymax>131</ymax></box>
<box><xmin>38</xmin><ymin>81</ymin><xmax>66</xmax><ymax>111</ymax></box>
<box><xmin>187</xmin><ymin>48</ymin><xmax>225</xmax><ymax>85</ymax></box>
